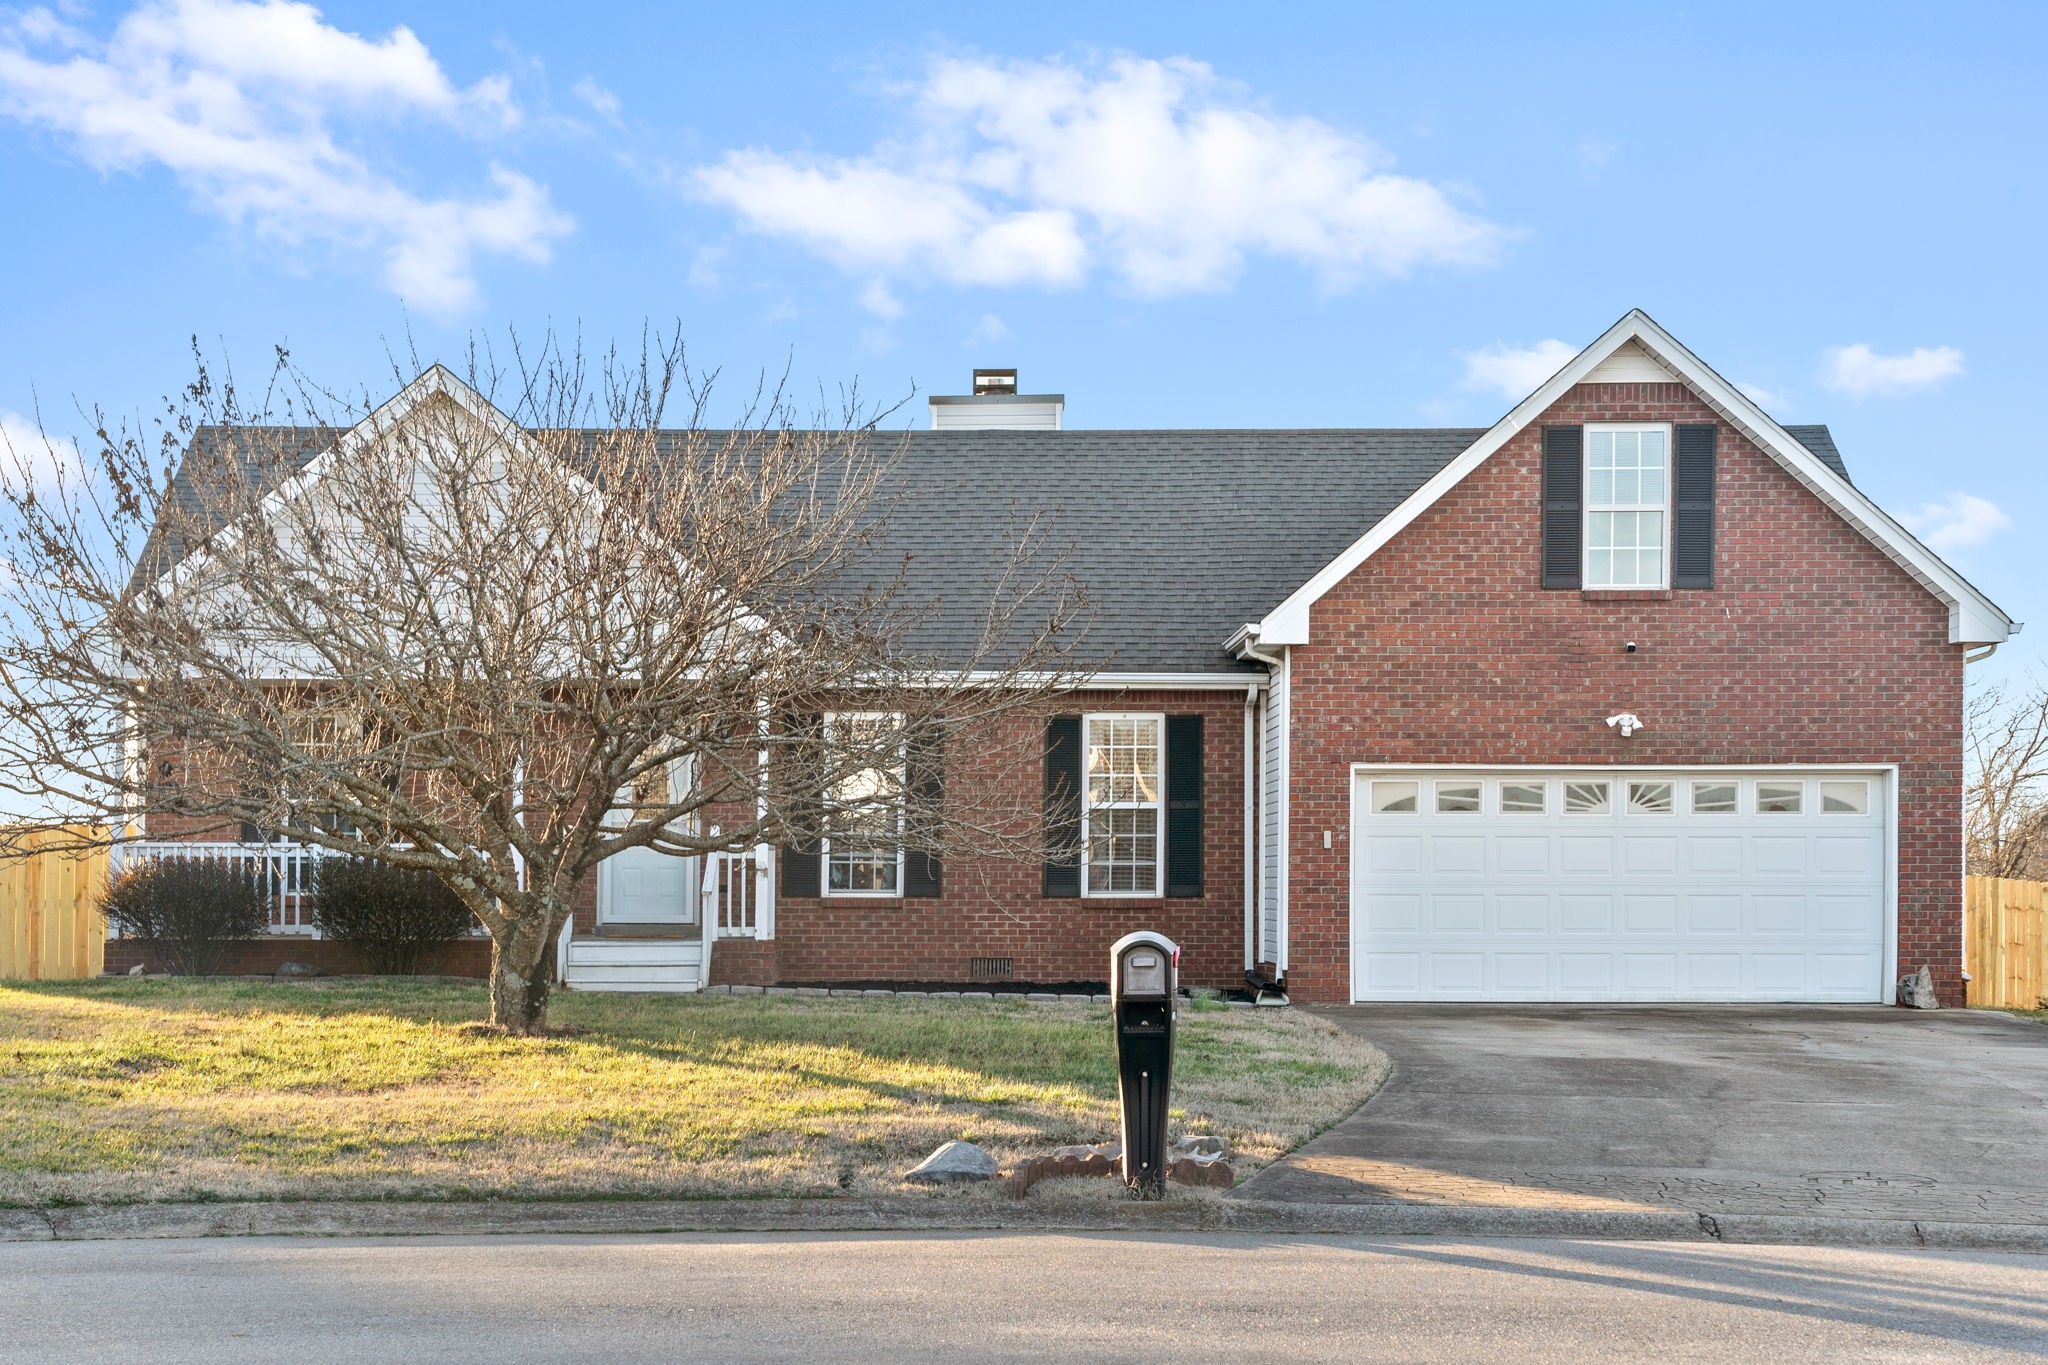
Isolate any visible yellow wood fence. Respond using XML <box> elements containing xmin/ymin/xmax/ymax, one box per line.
<box><xmin>1965</xmin><ymin>875</ymin><xmax>2047</xmax><ymax>1010</ymax></box>
<box><xmin>0</xmin><ymin>826</ymin><xmax>109</xmax><ymax>980</ymax></box>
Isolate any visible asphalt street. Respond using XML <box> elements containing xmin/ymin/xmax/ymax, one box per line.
<box><xmin>5</xmin><ymin>1231</ymin><xmax>2046</xmax><ymax>1363</ymax></box>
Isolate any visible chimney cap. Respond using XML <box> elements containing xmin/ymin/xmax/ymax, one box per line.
<box><xmin>972</xmin><ymin>368</ymin><xmax>1017</xmax><ymax>396</ymax></box>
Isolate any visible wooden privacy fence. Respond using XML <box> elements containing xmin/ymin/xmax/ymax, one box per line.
<box><xmin>0</xmin><ymin>826</ymin><xmax>109</xmax><ymax>981</ymax></box>
<box><xmin>1965</xmin><ymin>876</ymin><xmax>2047</xmax><ymax>1010</ymax></box>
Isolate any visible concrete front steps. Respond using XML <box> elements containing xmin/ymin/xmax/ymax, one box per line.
<box><xmin>562</xmin><ymin>936</ymin><xmax>704</xmax><ymax>993</ymax></box>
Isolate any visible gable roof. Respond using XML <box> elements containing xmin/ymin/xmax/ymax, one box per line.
<box><xmin>141</xmin><ymin>341</ymin><xmax>1931</xmax><ymax>677</ymax></box>
<box><xmin>1249</xmin><ymin>309</ymin><xmax>2013</xmax><ymax>649</ymax></box>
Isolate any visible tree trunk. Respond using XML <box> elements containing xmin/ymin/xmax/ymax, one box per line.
<box><xmin>487</xmin><ymin>917</ymin><xmax>560</xmax><ymax>1034</ymax></box>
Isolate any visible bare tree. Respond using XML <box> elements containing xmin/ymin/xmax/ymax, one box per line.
<box><xmin>1965</xmin><ymin>679</ymin><xmax>2048</xmax><ymax>879</ymax></box>
<box><xmin>0</xmin><ymin>335</ymin><xmax>1088</xmax><ymax>1031</ymax></box>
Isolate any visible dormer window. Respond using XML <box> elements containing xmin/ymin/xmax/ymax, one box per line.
<box><xmin>1584</xmin><ymin>424</ymin><xmax>1670</xmax><ymax>589</ymax></box>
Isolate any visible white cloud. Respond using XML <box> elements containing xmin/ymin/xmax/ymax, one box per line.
<box><xmin>858</xmin><ymin>279</ymin><xmax>905</xmax><ymax>321</ymax></box>
<box><xmin>0</xmin><ymin>0</ymin><xmax>571</xmax><ymax>314</ymax></box>
<box><xmin>572</xmin><ymin>76</ymin><xmax>620</xmax><ymax>122</ymax></box>
<box><xmin>1899</xmin><ymin>492</ymin><xmax>2010</xmax><ymax>555</ymax></box>
<box><xmin>1576</xmin><ymin>139</ymin><xmax>1615</xmax><ymax>181</ymax></box>
<box><xmin>0</xmin><ymin>411</ymin><xmax>86</xmax><ymax>500</ymax></box>
<box><xmin>1458</xmin><ymin>339</ymin><xmax>1577</xmax><ymax>400</ymax></box>
<box><xmin>965</xmin><ymin>313</ymin><xmax>1009</xmax><ymax>346</ymax></box>
<box><xmin>692</xmin><ymin>54</ymin><xmax>1505</xmax><ymax>303</ymax></box>
<box><xmin>1738</xmin><ymin>381</ymin><xmax>1787</xmax><ymax>412</ymax></box>
<box><xmin>1820</xmin><ymin>343</ymin><xmax>1965</xmax><ymax>398</ymax></box>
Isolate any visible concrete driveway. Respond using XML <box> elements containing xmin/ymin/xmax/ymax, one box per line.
<box><xmin>1240</xmin><ymin>1006</ymin><xmax>2048</xmax><ymax>1225</ymax></box>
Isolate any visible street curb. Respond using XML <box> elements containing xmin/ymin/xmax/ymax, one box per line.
<box><xmin>5</xmin><ymin>1196</ymin><xmax>2047</xmax><ymax>1251</ymax></box>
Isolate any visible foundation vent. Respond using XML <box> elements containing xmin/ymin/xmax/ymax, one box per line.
<box><xmin>969</xmin><ymin>956</ymin><xmax>1014</xmax><ymax>980</ymax></box>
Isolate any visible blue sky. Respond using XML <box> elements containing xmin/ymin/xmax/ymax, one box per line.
<box><xmin>2</xmin><ymin>0</ymin><xmax>2043</xmax><ymax>679</ymax></box>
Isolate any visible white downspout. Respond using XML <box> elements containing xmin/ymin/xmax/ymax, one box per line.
<box><xmin>1243</xmin><ymin>681</ymin><xmax>1258</xmax><ymax>974</ymax></box>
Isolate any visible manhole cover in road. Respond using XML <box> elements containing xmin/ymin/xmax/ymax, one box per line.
<box><xmin>1802</xmin><ymin>1171</ymin><xmax>1940</xmax><ymax>1189</ymax></box>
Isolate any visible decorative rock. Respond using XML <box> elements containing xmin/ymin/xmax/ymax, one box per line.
<box><xmin>1057</xmin><ymin>993</ymin><xmax>1092</xmax><ymax>1002</ymax></box>
<box><xmin>1170</xmin><ymin>1135</ymin><xmax>1227</xmax><ymax>1163</ymax></box>
<box><xmin>896</xmin><ymin>990</ymin><xmax>928</xmax><ymax>998</ymax></box>
<box><xmin>273</xmin><ymin>961</ymin><xmax>322</xmax><ymax>979</ymax></box>
<box><xmin>793</xmin><ymin>987</ymin><xmax>830</xmax><ymax>996</ymax></box>
<box><xmin>1899</xmin><ymin>964</ymin><xmax>1941</xmax><ymax>1010</ymax></box>
<box><xmin>930</xmin><ymin>991</ymin><xmax>960</xmax><ymax>999</ymax></box>
<box><xmin>861</xmin><ymin>989</ymin><xmax>894</xmax><ymax>998</ymax></box>
<box><xmin>904</xmin><ymin>1140</ymin><xmax>999</xmax><ymax>1185</ymax></box>
<box><xmin>960</xmin><ymin>991</ymin><xmax>993</xmax><ymax>1000</ymax></box>
<box><xmin>127</xmin><ymin>963</ymin><xmax>147</xmax><ymax>977</ymax></box>
<box><xmin>730</xmin><ymin>984</ymin><xmax>764</xmax><ymax>996</ymax></box>
<box><xmin>1024</xmin><ymin>992</ymin><xmax>1058</xmax><ymax>1002</ymax></box>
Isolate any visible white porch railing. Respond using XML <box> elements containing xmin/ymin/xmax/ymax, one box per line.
<box><xmin>703</xmin><ymin>849</ymin><xmax>774</xmax><ymax>939</ymax></box>
<box><xmin>109</xmin><ymin>841</ymin><xmax>342</xmax><ymax>934</ymax></box>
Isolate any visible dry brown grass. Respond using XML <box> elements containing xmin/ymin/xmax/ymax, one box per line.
<box><xmin>0</xmin><ymin>979</ymin><xmax>1385</xmax><ymax>1207</ymax></box>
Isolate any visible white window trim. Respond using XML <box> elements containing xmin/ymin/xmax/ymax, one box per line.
<box><xmin>1082</xmin><ymin>711</ymin><xmax>1166</xmax><ymax>899</ymax></box>
<box><xmin>820</xmin><ymin>711</ymin><xmax>906</xmax><ymax>899</ymax></box>
<box><xmin>1584</xmin><ymin>421</ymin><xmax>1673</xmax><ymax>590</ymax></box>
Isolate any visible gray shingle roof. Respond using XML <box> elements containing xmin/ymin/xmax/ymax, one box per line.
<box><xmin>142</xmin><ymin>423</ymin><xmax>1851</xmax><ymax>675</ymax></box>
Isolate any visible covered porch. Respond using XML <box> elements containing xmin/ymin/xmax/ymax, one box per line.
<box><xmin>107</xmin><ymin>840</ymin><xmax>775</xmax><ymax>992</ymax></box>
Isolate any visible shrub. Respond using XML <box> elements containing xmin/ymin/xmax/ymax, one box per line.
<box><xmin>311</xmin><ymin>859</ymin><xmax>478</xmax><ymax>975</ymax></box>
<box><xmin>99</xmin><ymin>859</ymin><xmax>272</xmax><ymax>976</ymax></box>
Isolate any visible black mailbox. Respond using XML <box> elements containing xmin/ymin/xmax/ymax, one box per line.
<box><xmin>1110</xmin><ymin>930</ymin><xmax>1178</xmax><ymax>1199</ymax></box>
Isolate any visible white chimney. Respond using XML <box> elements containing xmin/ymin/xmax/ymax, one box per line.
<box><xmin>928</xmin><ymin>368</ymin><xmax>1064</xmax><ymax>430</ymax></box>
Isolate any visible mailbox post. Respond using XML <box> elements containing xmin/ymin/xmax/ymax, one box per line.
<box><xmin>1110</xmin><ymin>931</ymin><xmax>1179</xmax><ymax>1199</ymax></box>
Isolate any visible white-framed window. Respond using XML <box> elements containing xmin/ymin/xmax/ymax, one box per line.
<box><xmin>1563</xmin><ymin>780</ymin><xmax>1612</xmax><ymax>814</ymax></box>
<box><xmin>1435</xmin><ymin>781</ymin><xmax>1482</xmax><ymax>813</ymax></box>
<box><xmin>1627</xmin><ymin>780</ymin><xmax>1675</xmax><ymax>814</ymax></box>
<box><xmin>1820</xmin><ymin>780</ymin><xmax>1870</xmax><ymax>814</ymax></box>
<box><xmin>1585</xmin><ymin>424</ymin><xmax>1671</xmax><ymax>589</ymax></box>
<box><xmin>1083</xmin><ymin>713</ymin><xmax>1163</xmax><ymax>896</ymax></box>
<box><xmin>1756</xmin><ymin>781</ymin><xmax>1803</xmax><ymax>815</ymax></box>
<box><xmin>1691</xmin><ymin>781</ymin><xmax>1739</xmax><ymax>814</ymax></box>
<box><xmin>1370</xmin><ymin>780</ymin><xmax>1420</xmax><ymax>814</ymax></box>
<box><xmin>822</xmin><ymin>712</ymin><xmax>905</xmax><ymax>896</ymax></box>
<box><xmin>1501</xmin><ymin>781</ymin><xmax>1547</xmax><ymax>814</ymax></box>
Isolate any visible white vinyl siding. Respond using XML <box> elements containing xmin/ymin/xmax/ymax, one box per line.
<box><xmin>1258</xmin><ymin>656</ymin><xmax>1289</xmax><ymax>966</ymax></box>
<box><xmin>1585</xmin><ymin>424</ymin><xmax>1670</xmax><ymax>589</ymax></box>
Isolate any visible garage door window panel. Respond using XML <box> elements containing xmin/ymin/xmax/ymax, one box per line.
<box><xmin>1691</xmin><ymin>782</ymin><xmax>1738</xmax><ymax>814</ymax></box>
<box><xmin>1501</xmin><ymin>782</ymin><xmax>1547</xmax><ymax>814</ymax></box>
<box><xmin>1757</xmin><ymin>782</ymin><xmax>1803</xmax><ymax>814</ymax></box>
<box><xmin>1435</xmin><ymin>782</ymin><xmax>1482</xmax><ymax>814</ymax></box>
<box><xmin>1371</xmin><ymin>781</ymin><xmax>1420</xmax><ymax>814</ymax></box>
<box><xmin>1564</xmin><ymin>781</ymin><xmax>1611</xmax><ymax>815</ymax></box>
<box><xmin>1820</xmin><ymin>781</ymin><xmax>1869</xmax><ymax>814</ymax></box>
<box><xmin>1627</xmin><ymin>781</ymin><xmax>1675</xmax><ymax>815</ymax></box>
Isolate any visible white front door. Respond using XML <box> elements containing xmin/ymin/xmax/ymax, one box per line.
<box><xmin>598</xmin><ymin>757</ymin><xmax>699</xmax><ymax>927</ymax></box>
<box><xmin>599</xmin><ymin>847</ymin><xmax>699</xmax><ymax>926</ymax></box>
<box><xmin>1349</xmin><ymin>767</ymin><xmax>1890</xmax><ymax>1003</ymax></box>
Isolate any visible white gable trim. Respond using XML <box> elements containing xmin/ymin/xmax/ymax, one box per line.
<box><xmin>1252</xmin><ymin>309</ymin><xmax>2013</xmax><ymax>648</ymax></box>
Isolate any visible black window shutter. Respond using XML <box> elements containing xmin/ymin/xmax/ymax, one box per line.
<box><xmin>1043</xmin><ymin>715</ymin><xmax>1082</xmax><ymax>898</ymax></box>
<box><xmin>777</xmin><ymin>713</ymin><xmax>823</xmax><ymax>899</ymax></box>
<box><xmin>1164</xmin><ymin>715</ymin><xmax>1204</xmax><ymax>898</ymax></box>
<box><xmin>903</xmin><ymin>724</ymin><xmax>943</xmax><ymax>898</ymax></box>
<box><xmin>1673</xmin><ymin>423</ymin><xmax>1717</xmax><ymax>589</ymax></box>
<box><xmin>1541</xmin><ymin>425</ymin><xmax>1584</xmax><ymax>589</ymax></box>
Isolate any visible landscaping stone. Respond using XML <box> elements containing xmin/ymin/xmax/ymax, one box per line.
<box><xmin>126</xmin><ymin>964</ymin><xmax>146</xmax><ymax>976</ymax></box>
<box><xmin>1899</xmin><ymin>964</ymin><xmax>1941</xmax><ymax>1009</ymax></box>
<box><xmin>793</xmin><ymin>987</ymin><xmax>830</xmax><ymax>997</ymax></box>
<box><xmin>273</xmin><ymin>961</ymin><xmax>322</xmax><ymax>979</ymax></box>
<box><xmin>961</xmin><ymin>991</ymin><xmax>993</xmax><ymax>999</ymax></box>
<box><xmin>1170</xmin><ymin>1135</ymin><xmax>1228</xmax><ymax>1163</ymax></box>
<box><xmin>861</xmin><ymin>989</ymin><xmax>893</xmax><ymax>998</ymax></box>
<box><xmin>730</xmin><ymin>985</ymin><xmax>764</xmax><ymax>996</ymax></box>
<box><xmin>1025</xmin><ymin>992</ymin><xmax>1057</xmax><ymax>1002</ymax></box>
<box><xmin>1057</xmin><ymin>993</ymin><xmax>1092</xmax><ymax>1002</ymax></box>
<box><xmin>904</xmin><ymin>1140</ymin><xmax>999</xmax><ymax>1185</ymax></box>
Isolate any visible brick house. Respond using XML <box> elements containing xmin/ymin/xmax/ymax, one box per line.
<box><xmin>119</xmin><ymin>310</ymin><xmax>2011</xmax><ymax>1005</ymax></box>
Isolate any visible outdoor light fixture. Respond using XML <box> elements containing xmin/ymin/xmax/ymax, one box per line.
<box><xmin>1605</xmin><ymin>712</ymin><xmax>1644</xmax><ymax>738</ymax></box>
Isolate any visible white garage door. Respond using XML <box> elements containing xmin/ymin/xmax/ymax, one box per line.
<box><xmin>1350</xmin><ymin>768</ymin><xmax>1890</xmax><ymax>1003</ymax></box>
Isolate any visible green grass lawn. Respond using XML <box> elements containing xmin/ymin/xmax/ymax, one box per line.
<box><xmin>0</xmin><ymin>979</ymin><xmax>1386</xmax><ymax>1207</ymax></box>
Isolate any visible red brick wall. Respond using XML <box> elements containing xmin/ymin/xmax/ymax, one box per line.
<box><xmin>105</xmin><ymin>935</ymin><xmax>490</xmax><ymax>977</ymax></box>
<box><xmin>767</xmin><ymin>688</ymin><xmax>1251</xmax><ymax>990</ymax></box>
<box><xmin>1283</xmin><ymin>381</ymin><xmax>1965</xmax><ymax>1004</ymax></box>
